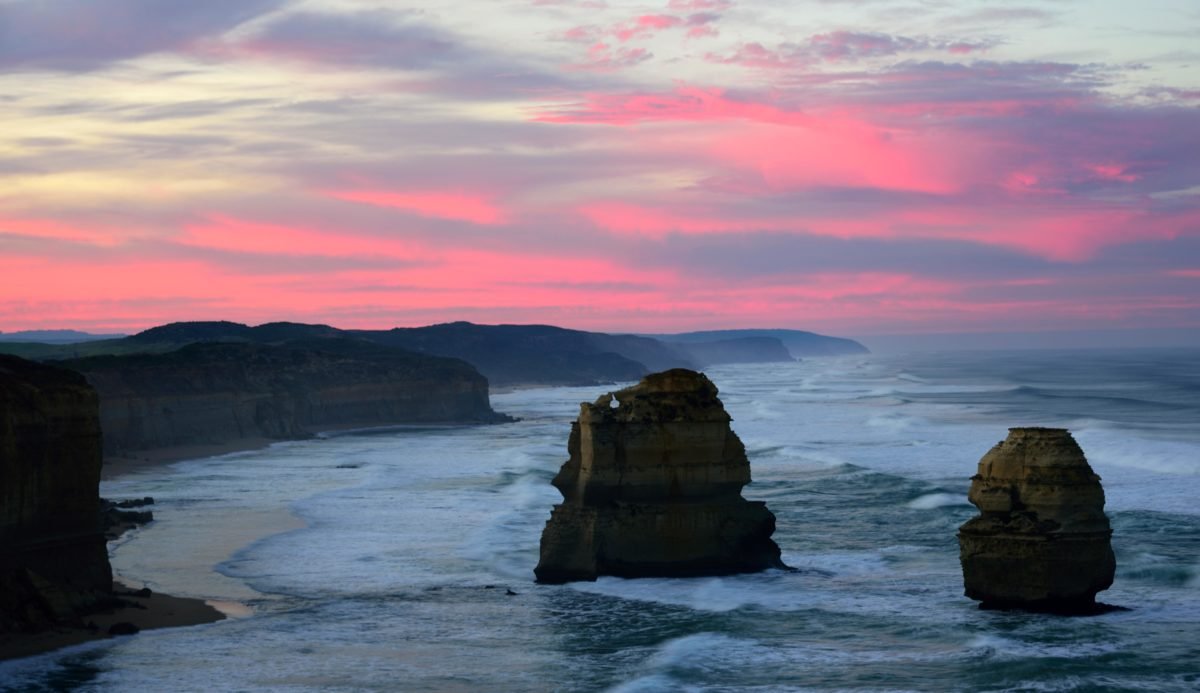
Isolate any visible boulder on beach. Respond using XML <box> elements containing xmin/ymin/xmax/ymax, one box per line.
<box><xmin>534</xmin><ymin>369</ymin><xmax>785</xmax><ymax>583</ymax></box>
<box><xmin>958</xmin><ymin>427</ymin><xmax>1116</xmax><ymax>614</ymax></box>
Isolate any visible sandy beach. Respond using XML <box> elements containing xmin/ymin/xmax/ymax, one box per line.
<box><xmin>0</xmin><ymin>581</ymin><xmax>227</xmax><ymax>662</ymax></box>
<box><xmin>101</xmin><ymin>437</ymin><xmax>276</xmax><ymax>480</ymax></box>
<box><xmin>8</xmin><ymin>420</ymin><xmax>493</xmax><ymax>663</ymax></box>
<box><xmin>2</xmin><ymin>441</ymin><xmax>274</xmax><ymax>662</ymax></box>
<box><xmin>98</xmin><ymin>419</ymin><xmax>482</xmax><ymax>480</ymax></box>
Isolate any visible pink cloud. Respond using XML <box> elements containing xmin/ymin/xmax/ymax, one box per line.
<box><xmin>706</xmin><ymin>119</ymin><xmax>968</xmax><ymax>195</ymax></box>
<box><xmin>578</xmin><ymin>202</ymin><xmax>768</xmax><ymax>237</ymax></box>
<box><xmin>667</xmin><ymin>0</ymin><xmax>733</xmax><ymax>10</ymax></box>
<box><xmin>614</xmin><ymin>14</ymin><xmax>684</xmax><ymax>42</ymax></box>
<box><xmin>538</xmin><ymin>86</ymin><xmax>979</xmax><ymax>194</ymax></box>
<box><xmin>810</xmin><ymin>31</ymin><xmax>923</xmax><ymax>61</ymax></box>
<box><xmin>709</xmin><ymin>33</ymin><xmax>996</xmax><ymax>69</ymax></box>
<box><xmin>706</xmin><ymin>42</ymin><xmax>805</xmax><ymax>69</ymax></box>
<box><xmin>180</xmin><ymin>215</ymin><xmax>424</xmax><ymax>259</ymax></box>
<box><xmin>535</xmin><ymin>85</ymin><xmax>817</xmax><ymax>126</ymax></box>
<box><xmin>0</xmin><ymin>217</ymin><xmax>117</xmax><ymax>245</ymax></box>
<box><xmin>562</xmin><ymin>25</ymin><xmax>598</xmax><ymax>43</ymax></box>
<box><xmin>1088</xmin><ymin>163</ymin><xmax>1139</xmax><ymax>182</ymax></box>
<box><xmin>573</xmin><ymin>194</ymin><xmax>1199</xmax><ymax>264</ymax></box>
<box><xmin>561</xmin><ymin>6</ymin><xmax>724</xmax><ymax>69</ymax></box>
<box><xmin>566</xmin><ymin>42</ymin><xmax>652</xmax><ymax>71</ymax></box>
<box><xmin>325</xmin><ymin>189</ymin><xmax>508</xmax><ymax>225</ymax></box>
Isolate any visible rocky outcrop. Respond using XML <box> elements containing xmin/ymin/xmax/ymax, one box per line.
<box><xmin>535</xmin><ymin>369</ymin><xmax>785</xmax><ymax>583</ymax></box>
<box><xmin>59</xmin><ymin>341</ymin><xmax>506</xmax><ymax>457</ymax></box>
<box><xmin>0</xmin><ymin>355</ymin><xmax>112</xmax><ymax>634</ymax></box>
<box><xmin>958</xmin><ymin>427</ymin><xmax>1115</xmax><ymax>614</ymax></box>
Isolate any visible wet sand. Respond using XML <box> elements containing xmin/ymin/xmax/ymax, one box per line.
<box><xmin>3</xmin><ymin>439</ymin><xmax>281</xmax><ymax>662</ymax></box>
<box><xmin>101</xmin><ymin>437</ymin><xmax>275</xmax><ymax>480</ymax></box>
<box><xmin>98</xmin><ymin>420</ymin><xmax>469</xmax><ymax>480</ymax></box>
<box><xmin>8</xmin><ymin>422</ymin><xmax>456</xmax><ymax>661</ymax></box>
<box><xmin>0</xmin><ymin>581</ymin><xmax>227</xmax><ymax>662</ymax></box>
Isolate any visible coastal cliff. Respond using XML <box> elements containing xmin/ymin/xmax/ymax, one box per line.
<box><xmin>647</xmin><ymin>329</ymin><xmax>869</xmax><ymax>358</ymax></box>
<box><xmin>0</xmin><ymin>321</ymin><xmax>869</xmax><ymax>388</ymax></box>
<box><xmin>58</xmin><ymin>341</ymin><xmax>504</xmax><ymax>457</ymax></box>
<box><xmin>958</xmin><ymin>427</ymin><xmax>1116</xmax><ymax>613</ymax></box>
<box><xmin>0</xmin><ymin>355</ymin><xmax>111</xmax><ymax>634</ymax></box>
<box><xmin>360</xmin><ymin>322</ymin><xmax>683</xmax><ymax>386</ymax></box>
<box><xmin>535</xmin><ymin>369</ymin><xmax>785</xmax><ymax>583</ymax></box>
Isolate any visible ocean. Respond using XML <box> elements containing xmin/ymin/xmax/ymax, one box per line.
<box><xmin>2</xmin><ymin>349</ymin><xmax>1199</xmax><ymax>692</ymax></box>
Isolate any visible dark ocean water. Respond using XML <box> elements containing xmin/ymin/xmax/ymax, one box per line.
<box><xmin>2</xmin><ymin>349</ymin><xmax>1198</xmax><ymax>691</ymax></box>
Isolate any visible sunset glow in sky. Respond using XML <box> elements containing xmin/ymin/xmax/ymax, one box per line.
<box><xmin>2</xmin><ymin>0</ymin><xmax>1198</xmax><ymax>336</ymax></box>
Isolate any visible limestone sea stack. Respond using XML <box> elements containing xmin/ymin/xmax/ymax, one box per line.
<box><xmin>534</xmin><ymin>369</ymin><xmax>785</xmax><ymax>583</ymax></box>
<box><xmin>0</xmin><ymin>355</ymin><xmax>112</xmax><ymax>634</ymax></box>
<box><xmin>958</xmin><ymin>427</ymin><xmax>1116</xmax><ymax>614</ymax></box>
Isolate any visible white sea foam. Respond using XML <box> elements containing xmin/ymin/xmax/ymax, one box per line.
<box><xmin>7</xmin><ymin>350</ymin><xmax>1188</xmax><ymax>692</ymax></box>
<box><xmin>964</xmin><ymin>634</ymin><xmax>1119</xmax><ymax>661</ymax></box>
<box><xmin>907</xmin><ymin>493</ymin><xmax>969</xmax><ymax>510</ymax></box>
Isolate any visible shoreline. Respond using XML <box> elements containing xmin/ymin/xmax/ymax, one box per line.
<box><xmin>102</xmin><ymin>437</ymin><xmax>276</xmax><ymax>480</ymax></box>
<box><xmin>10</xmin><ymin>415</ymin><xmax>520</xmax><ymax>662</ymax></box>
<box><xmin>101</xmin><ymin>416</ymin><xmax>519</xmax><ymax>481</ymax></box>
<box><xmin>0</xmin><ymin>580</ymin><xmax>227</xmax><ymax>662</ymax></box>
<box><xmin>5</xmin><ymin>440</ymin><xmax>272</xmax><ymax>663</ymax></box>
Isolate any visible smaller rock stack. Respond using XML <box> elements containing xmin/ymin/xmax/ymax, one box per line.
<box><xmin>535</xmin><ymin>369</ymin><xmax>785</xmax><ymax>583</ymax></box>
<box><xmin>958</xmin><ymin>427</ymin><xmax>1115</xmax><ymax>613</ymax></box>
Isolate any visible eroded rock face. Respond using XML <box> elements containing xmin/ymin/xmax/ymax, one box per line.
<box><xmin>0</xmin><ymin>355</ymin><xmax>112</xmax><ymax>634</ymax></box>
<box><xmin>60</xmin><ymin>342</ymin><xmax>504</xmax><ymax>457</ymax></box>
<box><xmin>958</xmin><ymin>427</ymin><xmax>1115</xmax><ymax>613</ymax></box>
<box><xmin>535</xmin><ymin>369</ymin><xmax>785</xmax><ymax>583</ymax></box>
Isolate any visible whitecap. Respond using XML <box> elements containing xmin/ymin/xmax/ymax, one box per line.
<box><xmin>907</xmin><ymin>493</ymin><xmax>969</xmax><ymax>510</ymax></box>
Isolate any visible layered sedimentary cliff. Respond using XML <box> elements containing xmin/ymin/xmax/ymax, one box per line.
<box><xmin>958</xmin><ymin>427</ymin><xmax>1115</xmax><ymax>613</ymax></box>
<box><xmin>0</xmin><ymin>355</ymin><xmax>112</xmax><ymax>634</ymax></box>
<box><xmin>535</xmin><ymin>369</ymin><xmax>785</xmax><ymax>583</ymax></box>
<box><xmin>61</xmin><ymin>341</ymin><xmax>504</xmax><ymax>457</ymax></box>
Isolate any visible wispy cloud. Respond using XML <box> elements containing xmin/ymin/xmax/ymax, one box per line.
<box><xmin>708</xmin><ymin>32</ymin><xmax>998</xmax><ymax>69</ymax></box>
<box><xmin>0</xmin><ymin>0</ymin><xmax>285</xmax><ymax>71</ymax></box>
<box><xmin>0</xmin><ymin>0</ymin><xmax>1196</xmax><ymax>333</ymax></box>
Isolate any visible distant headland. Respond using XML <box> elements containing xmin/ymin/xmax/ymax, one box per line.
<box><xmin>0</xmin><ymin>320</ymin><xmax>867</xmax><ymax>469</ymax></box>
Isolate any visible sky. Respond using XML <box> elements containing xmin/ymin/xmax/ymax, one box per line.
<box><xmin>1</xmin><ymin>0</ymin><xmax>1198</xmax><ymax>339</ymax></box>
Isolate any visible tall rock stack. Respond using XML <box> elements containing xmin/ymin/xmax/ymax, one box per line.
<box><xmin>958</xmin><ymin>427</ymin><xmax>1116</xmax><ymax>614</ymax></box>
<box><xmin>535</xmin><ymin>369</ymin><xmax>785</xmax><ymax>583</ymax></box>
<box><xmin>0</xmin><ymin>355</ymin><xmax>113</xmax><ymax>633</ymax></box>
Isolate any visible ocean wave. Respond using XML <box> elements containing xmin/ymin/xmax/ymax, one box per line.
<box><xmin>906</xmin><ymin>493</ymin><xmax>970</xmax><ymax>510</ymax></box>
<box><xmin>964</xmin><ymin>634</ymin><xmax>1119</xmax><ymax>662</ymax></box>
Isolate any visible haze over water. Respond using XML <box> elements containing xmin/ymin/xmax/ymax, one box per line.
<box><xmin>2</xmin><ymin>348</ymin><xmax>1198</xmax><ymax>691</ymax></box>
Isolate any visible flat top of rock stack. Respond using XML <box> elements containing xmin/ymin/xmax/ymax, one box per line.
<box><xmin>582</xmin><ymin>368</ymin><xmax>727</xmax><ymax>424</ymax></box>
<box><xmin>970</xmin><ymin>426</ymin><xmax>1110</xmax><ymax>534</ymax></box>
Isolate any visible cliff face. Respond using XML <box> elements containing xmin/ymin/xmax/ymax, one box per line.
<box><xmin>61</xmin><ymin>341</ymin><xmax>503</xmax><ymax>457</ymax></box>
<box><xmin>535</xmin><ymin>369</ymin><xmax>785</xmax><ymax>583</ymax></box>
<box><xmin>958</xmin><ymin>427</ymin><xmax>1115</xmax><ymax>613</ymax></box>
<box><xmin>0</xmin><ymin>355</ymin><xmax>112</xmax><ymax>634</ymax></box>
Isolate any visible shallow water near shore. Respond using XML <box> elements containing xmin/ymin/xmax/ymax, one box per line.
<box><xmin>3</xmin><ymin>348</ymin><xmax>1199</xmax><ymax>691</ymax></box>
